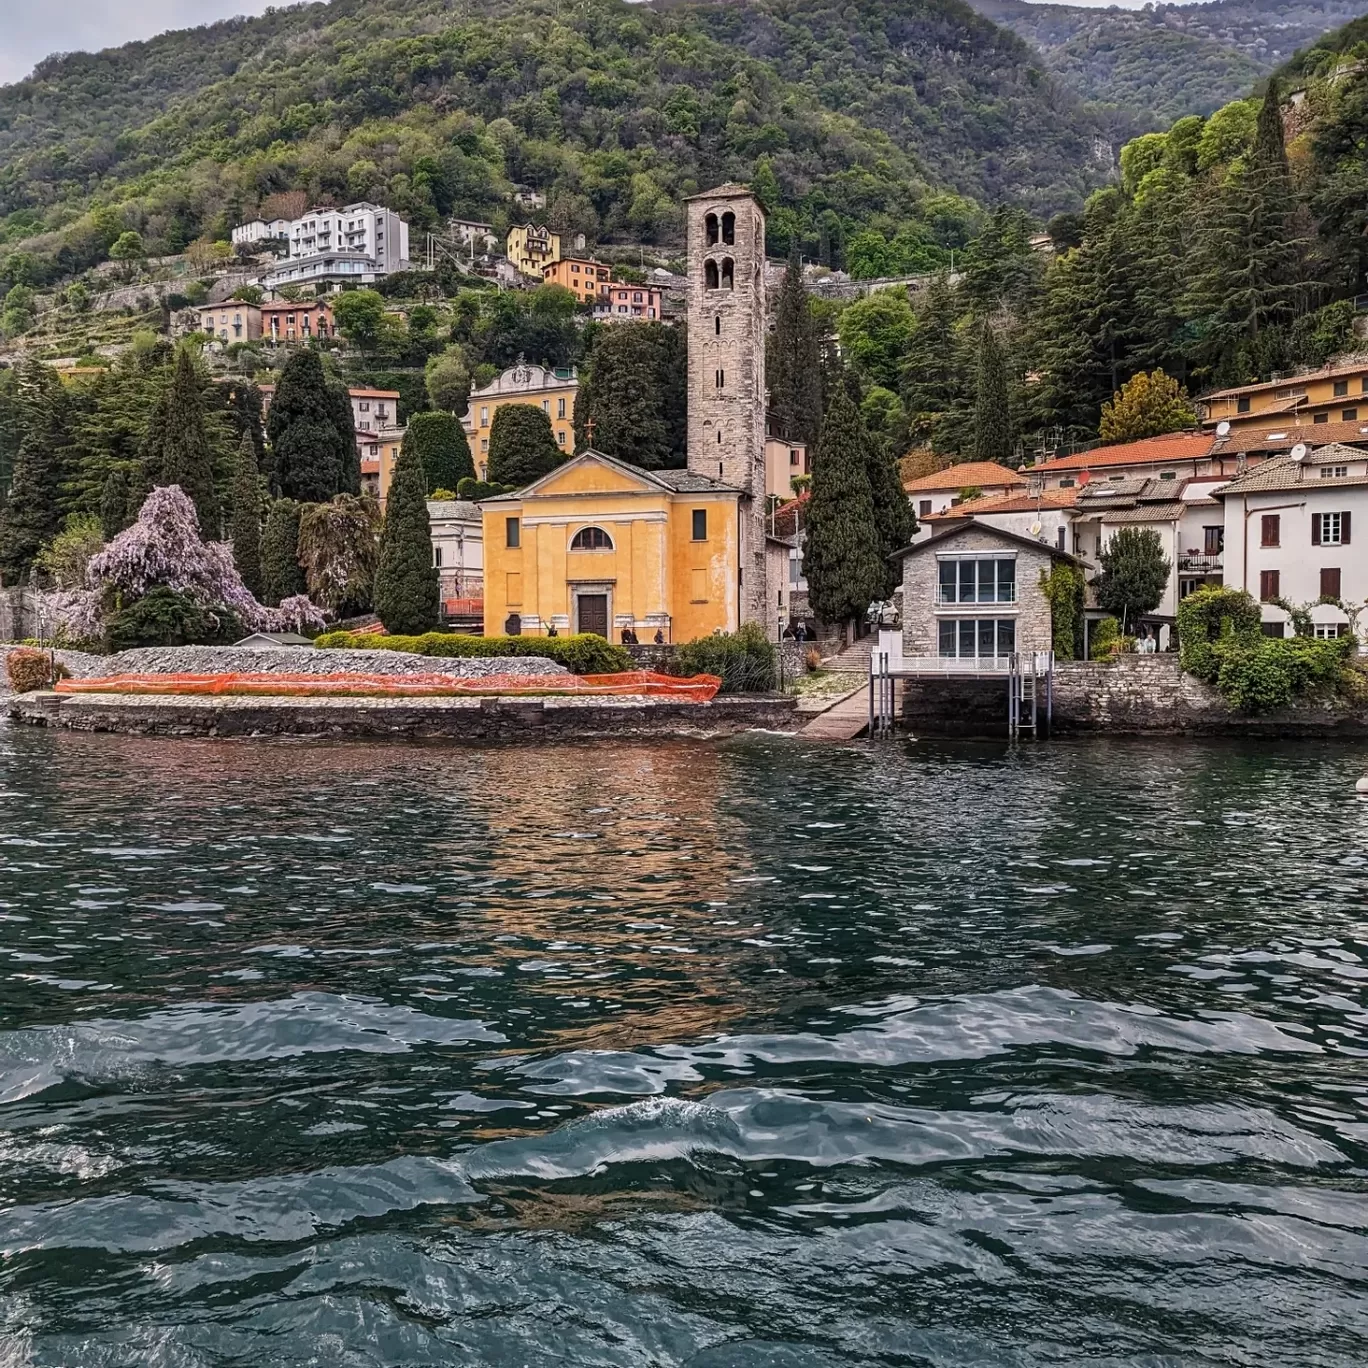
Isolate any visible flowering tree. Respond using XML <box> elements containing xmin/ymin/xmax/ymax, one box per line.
<box><xmin>46</xmin><ymin>485</ymin><xmax>324</xmax><ymax>640</ymax></box>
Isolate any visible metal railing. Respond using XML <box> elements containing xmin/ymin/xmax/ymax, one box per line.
<box><xmin>1178</xmin><ymin>553</ymin><xmax>1223</xmax><ymax>573</ymax></box>
<box><xmin>934</xmin><ymin>589</ymin><xmax>1018</xmax><ymax>605</ymax></box>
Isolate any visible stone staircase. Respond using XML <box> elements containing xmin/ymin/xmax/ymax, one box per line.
<box><xmin>821</xmin><ymin>637</ymin><xmax>875</xmax><ymax>676</ymax></box>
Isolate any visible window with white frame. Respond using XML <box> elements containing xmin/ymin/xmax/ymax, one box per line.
<box><xmin>938</xmin><ymin>618</ymin><xmax>1016</xmax><ymax>658</ymax></box>
<box><xmin>1321</xmin><ymin>465</ymin><xmax>1349</xmax><ymax>479</ymax></box>
<box><xmin>1317</xmin><ymin>511</ymin><xmax>1345</xmax><ymax>545</ymax></box>
<box><xmin>1314</xmin><ymin>623</ymin><xmax>1343</xmax><ymax>639</ymax></box>
<box><xmin>937</xmin><ymin>557</ymin><xmax>1016</xmax><ymax>604</ymax></box>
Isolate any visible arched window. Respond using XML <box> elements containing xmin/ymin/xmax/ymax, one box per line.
<box><xmin>720</xmin><ymin>257</ymin><xmax>734</xmax><ymax>290</ymax></box>
<box><xmin>721</xmin><ymin>211</ymin><xmax>735</xmax><ymax>245</ymax></box>
<box><xmin>705</xmin><ymin>259</ymin><xmax>719</xmax><ymax>290</ymax></box>
<box><xmin>714</xmin><ymin>315</ymin><xmax>721</xmax><ymax>335</ymax></box>
<box><xmin>705</xmin><ymin>213</ymin><xmax>719</xmax><ymax>246</ymax></box>
<box><xmin>571</xmin><ymin>526</ymin><xmax>614</xmax><ymax>551</ymax></box>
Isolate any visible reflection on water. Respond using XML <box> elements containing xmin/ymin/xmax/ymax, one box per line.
<box><xmin>2</xmin><ymin>725</ymin><xmax>1368</xmax><ymax>1365</ymax></box>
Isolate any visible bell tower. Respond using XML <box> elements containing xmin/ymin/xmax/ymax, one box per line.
<box><xmin>686</xmin><ymin>184</ymin><xmax>769</xmax><ymax>627</ymax></box>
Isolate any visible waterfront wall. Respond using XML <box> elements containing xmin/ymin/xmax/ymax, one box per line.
<box><xmin>9</xmin><ymin>691</ymin><xmax>800</xmax><ymax>741</ymax></box>
<box><xmin>902</xmin><ymin>655</ymin><xmax>1368</xmax><ymax>737</ymax></box>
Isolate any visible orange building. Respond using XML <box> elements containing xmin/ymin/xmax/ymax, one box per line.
<box><xmin>594</xmin><ymin>283</ymin><xmax>663</xmax><ymax>322</ymax></box>
<box><xmin>261</xmin><ymin>300</ymin><xmax>334</xmax><ymax>343</ymax></box>
<box><xmin>541</xmin><ymin>257</ymin><xmax>611</xmax><ymax>304</ymax></box>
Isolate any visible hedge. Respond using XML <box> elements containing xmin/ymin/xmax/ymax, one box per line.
<box><xmin>675</xmin><ymin>624</ymin><xmax>777</xmax><ymax>693</ymax></box>
<box><xmin>313</xmin><ymin>631</ymin><xmax>632</xmax><ymax>675</ymax></box>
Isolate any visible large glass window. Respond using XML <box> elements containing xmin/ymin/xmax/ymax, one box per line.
<box><xmin>938</xmin><ymin>618</ymin><xmax>1016</xmax><ymax>658</ymax></box>
<box><xmin>937</xmin><ymin>557</ymin><xmax>1016</xmax><ymax>603</ymax></box>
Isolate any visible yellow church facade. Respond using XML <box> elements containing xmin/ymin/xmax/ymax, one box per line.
<box><xmin>481</xmin><ymin>450</ymin><xmax>743</xmax><ymax>642</ymax></box>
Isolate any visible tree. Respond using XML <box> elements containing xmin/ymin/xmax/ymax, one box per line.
<box><xmin>837</xmin><ymin>289</ymin><xmax>916</xmax><ymax>390</ymax></box>
<box><xmin>425</xmin><ymin>345</ymin><xmax>472</xmax><ymax>413</ymax></box>
<box><xmin>326</xmin><ymin>381</ymin><xmax>361</xmax><ymax>496</ymax></box>
<box><xmin>1096</xmin><ymin>528</ymin><xmax>1172</xmax><ymax>632</ymax></box>
<box><xmin>403</xmin><ymin>412</ymin><xmax>475</xmax><ymax>494</ymax></box>
<box><xmin>373</xmin><ymin>441</ymin><xmax>439</xmax><ymax>634</ymax></box>
<box><xmin>767</xmin><ymin>248</ymin><xmax>823</xmax><ymax>446</ymax></box>
<box><xmin>901</xmin><ymin>272</ymin><xmax>969</xmax><ymax>451</ymax></box>
<box><xmin>108</xmin><ymin>231</ymin><xmax>144</xmax><ymax>262</ymax></box>
<box><xmin>229</xmin><ymin>433</ymin><xmax>264</xmax><ymax>599</ymax></box>
<box><xmin>573</xmin><ymin>323</ymin><xmax>685</xmax><ymax>470</ymax></box>
<box><xmin>0</xmin><ymin>365</ymin><xmax>70</xmax><ymax>582</ymax></box>
<box><xmin>487</xmin><ymin>403</ymin><xmax>565</xmax><ymax>488</ymax></box>
<box><xmin>297</xmin><ymin>494</ymin><xmax>382</xmax><ymax>615</ymax></box>
<box><xmin>260</xmin><ymin>499</ymin><xmax>306</xmax><ymax>606</ymax></box>
<box><xmin>803</xmin><ymin>379</ymin><xmax>885</xmax><ymax>634</ymax></box>
<box><xmin>332</xmin><ymin>289</ymin><xmax>389</xmax><ymax>352</ymax></box>
<box><xmin>139</xmin><ymin>347</ymin><xmax>220</xmax><ymax>534</ymax></box>
<box><xmin>865</xmin><ymin>420</ymin><xmax>916</xmax><ymax>598</ymax></box>
<box><xmin>972</xmin><ymin>318</ymin><xmax>1013</xmax><ymax>465</ymax></box>
<box><xmin>100</xmin><ymin>466</ymin><xmax>135</xmax><ymax>538</ymax></box>
<box><xmin>1098</xmin><ymin>369</ymin><xmax>1196</xmax><ymax>442</ymax></box>
<box><xmin>267</xmin><ymin>350</ymin><xmax>353</xmax><ymax>503</ymax></box>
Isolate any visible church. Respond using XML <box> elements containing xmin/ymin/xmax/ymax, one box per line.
<box><xmin>480</xmin><ymin>185</ymin><xmax>790</xmax><ymax>643</ymax></box>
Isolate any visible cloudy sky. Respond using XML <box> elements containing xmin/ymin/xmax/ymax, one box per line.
<box><xmin>0</xmin><ymin>2</ymin><xmax>279</xmax><ymax>86</ymax></box>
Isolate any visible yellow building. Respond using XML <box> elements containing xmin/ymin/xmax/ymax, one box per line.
<box><xmin>541</xmin><ymin>256</ymin><xmax>610</xmax><ymax>304</ymax></box>
<box><xmin>464</xmin><ymin>362</ymin><xmax>579</xmax><ymax>474</ymax></box>
<box><xmin>481</xmin><ymin>450</ymin><xmax>745</xmax><ymax>642</ymax></box>
<box><xmin>506</xmin><ymin>223</ymin><xmax>561</xmax><ymax>278</ymax></box>
<box><xmin>1200</xmin><ymin>358</ymin><xmax>1368</xmax><ymax>433</ymax></box>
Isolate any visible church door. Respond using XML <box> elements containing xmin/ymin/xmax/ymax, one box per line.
<box><xmin>577</xmin><ymin>594</ymin><xmax>609</xmax><ymax>638</ymax></box>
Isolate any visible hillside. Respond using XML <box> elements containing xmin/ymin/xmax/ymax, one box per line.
<box><xmin>0</xmin><ymin>0</ymin><xmax>1114</xmax><ymax>288</ymax></box>
<box><xmin>966</xmin><ymin>0</ymin><xmax>1366</xmax><ymax>124</ymax></box>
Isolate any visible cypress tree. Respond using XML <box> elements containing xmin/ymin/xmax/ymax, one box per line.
<box><xmin>373</xmin><ymin>440</ymin><xmax>439</xmax><ymax>635</ymax></box>
<box><xmin>767</xmin><ymin>248</ymin><xmax>823</xmax><ymax>447</ymax></box>
<box><xmin>268</xmin><ymin>350</ymin><xmax>350</xmax><ymax>503</ymax></box>
<box><xmin>99</xmin><ymin>466</ymin><xmax>134</xmax><ymax>538</ymax></box>
<box><xmin>403</xmin><ymin>412</ymin><xmax>475</xmax><ymax>494</ymax></box>
<box><xmin>140</xmin><ymin>347</ymin><xmax>220</xmax><ymax>534</ymax></box>
<box><xmin>866</xmin><ymin>428</ymin><xmax>916</xmax><ymax>597</ymax></box>
<box><xmin>230</xmin><ymin>434</ymin><xmax>264</xmax><ymax>599</ymax></box>
<box><xmin>803</xmin><ymin>379</ymin><xmax>885</xmax><ymax>633</ymax></box>
<box><xmin>487</xmin><ymin>403</ymin><xmax>565</xmax><ymax>488</ymax></box>
<box><xmin>327</xmin><ymin>380</ymin><xmax>361</xmax><ymax>496</ymax></box>
<box><xmin>0</xmin><ymin>363</ymin><xmax>70</xmax><ymax>583</ymax></box>
<box><xmin>260</xmin><ymin>498</ymin><xmax>306</xmax><ymax>606</ymax></box>
<box><xmin>573</xmin><ymin>324</ymin><xmax>684</xmax><ymax>470</ymax></box>
<box><xmin>972</xmin><ymin>318</ymin><xmax>1014</xmax><ymax>465</ymax></box>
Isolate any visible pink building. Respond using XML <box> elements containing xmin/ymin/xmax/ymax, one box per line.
<box><xmin>594</xmin><ymin>284</ymin><xmax>662</xmax><ymax>322</ymax></box>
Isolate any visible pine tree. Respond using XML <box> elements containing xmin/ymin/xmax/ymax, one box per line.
<box><xmin>268</xmin><ymin>350</ymin><xmax>351</xmax><ymax>503</ymax></box>
<box><xmin>803</xmin><ymin>379</ymin><xmax>885</xmax><ymax>632</ymax></box>
<box><xmin>573</xmin><ymin>324</ymin><xmax>685</xmax><ymax>470</ymax></box>
<box><xmin>373</xmin><ymin>440</ymin><xmax>439</xmax><ymax>635</ymax></box>
<box><xmin>229</xmin><ymin>433</ymin><xmax>264</xmax><ymax>599</ymax></box>
<box><xmin>0</xmin><ymin>363</ymin><xmax>70</xmax><ymax>583</ymax></box>
<box><xmin>260</xmin><ymin>498</ymin><xmax>305</xmax><ymax>607</ymax></box>
<box><xmin>99</xmin><ymin>466</ymin><xmax>134</xmax><ymax>538</ymax></box>
<box><xmin>403</xmin><ymin>411</ymin><xmax>475</xmax><ymax>495</ymax></box>
<box><xmin>972</xmin><ymin>318</ymin><xmax>1014</xmax><ymax>464</ymax></box>
<box><xmin>487</xmin><ymin>403</ymin><xmax>566</xmax><ymax>488</ymax></box>
<box><xmin>767</xmin><ymin>248</ymin><xmax>823</xmax><ymax>447</ymax></box>
<box><xmin>139</xmin><ymin>347</ymin><xmax>220</xmax><ymax>535</ymax></box>
<box><xmin>901</xmin><ymin>271</ymin><xmax>969</xmax><ymax>451</ymax></box>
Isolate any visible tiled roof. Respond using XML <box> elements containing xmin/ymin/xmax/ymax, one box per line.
<box><xmin>1214</xmin><ymin>443</ymin><xmax>1368</xmax><ymax>495</ymax></box>
<box><xmin>427</xmin><ymin>500</ymin><xmax>482</xmax><ymax>520</ymax></box>
<box><xmin>1100</xmin><ymin>502</ymin><xmax>1189</xmax><ymax>523</ymax></box>
<box><xmin>652</xmin><ymin>466</ymin><xmax>742</xmax><ymax>493</ymax></box>
<box><xmin>892</xmin><ymin>517</ymin><xmax>1084</xmax><ymax>566</ymax></box>
<box><xmin>902</xmin><ymin>461</ymin><xmax>1027</xmax><ymax>494</ymax></box>
<box><xmin>1199</xmin><ymin>355</ymin><xmax>1368</xmax><ymax>401</ymax></box>
<box><xmin>1030</xmin><ymin>432</ymin><xmax>1211</xmax><ymax>472</ymax></box>
<box><xmin>1207</xmin><ymin>418</ymin><xmax>1368</xmax><ymax>454</ymax></box>
<box><xmin>928</xmin><ymin>489</ymin><xmax>1078</xmax><ymax>520</ymax></box>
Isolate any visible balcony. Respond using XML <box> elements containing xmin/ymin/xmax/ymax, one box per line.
<box><xmin>1178</xmin><ymin>552</ymin><xmax>1223</xmax><ymax>573</ymax></box>
<box><xmin>935</xmin><ymin>589</ymin><xmax>1017</xmax><ymax>605</ymax></box>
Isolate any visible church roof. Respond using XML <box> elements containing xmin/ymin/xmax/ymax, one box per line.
<box><xmin>684</xmin><ymin>183</ymin><xmax>757</xmax><ymax>201</ymax></box>
<box><xmin>479</xmin><ymin>449</ymin><xmax>741</xmax><ymax>501</ymax></box>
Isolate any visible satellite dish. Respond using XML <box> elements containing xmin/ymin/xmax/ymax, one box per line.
<box><xmin>1216</xmin><ymin>420</ymin><xmax>1231</xmax><ymax>437</ymax></box>
<box><xmin>1290</xmin><ymin>442</ymin><xmax>1309</xmax><ymax>462</ymax></box>
<box><xmin>1029</xmin><ymin>521</ymin><xmax>1043</xmax><ymax>537</ymax></box>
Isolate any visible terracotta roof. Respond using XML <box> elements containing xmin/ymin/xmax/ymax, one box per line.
<box><xmin>1199</xmin><ymin>355</ymin><xmax>1368</xmax><ymax>402</ymax></box>
<box><xmin>891</xmin><ymin>517</ymin><xmax>1083</xmax><ymax>566</ymax></box>
<box><xmin>1207</xmin><ymin>418</ymin><xmax>1368</xmax><ymax>455</ymax></box>
<box><xmin>927</xmin><ymin>489</ymin><xmax>1078</xmax><ymax>520</ymax></box>
<box><xmin>902</xmin><ymin>461</ymin><xmax>1027</xmax><ymax>494</ymax></box>
<box><xmin>1030</xmin><ymin>432</ymin><xmax>1210</xmax><ymax>473</ymax></box>
<box><xmin>1213</xmin><ymin>443</ymin><xmax>1368</xmax><ymax>495</ymax></box>
<box><xmin>1100</xmin><ymin>502</ymin><xmax>1189</xmax><ymax>523</ymax></box>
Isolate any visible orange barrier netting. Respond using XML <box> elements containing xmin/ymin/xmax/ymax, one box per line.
<box><xmin>55</xmin><ymin>670</ymin><xmax>723</xmax><ymax>702</ymax></box>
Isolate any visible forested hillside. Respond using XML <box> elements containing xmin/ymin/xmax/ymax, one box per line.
<box><xmin>0</xmin><ymin>0</ymin><xmax>1114</xmax><ymax>295</ymax></box>
<box><xmin>967</xmin><ymin>0</ymin><xmax>1365</xmax><ymax>124</ymax></box>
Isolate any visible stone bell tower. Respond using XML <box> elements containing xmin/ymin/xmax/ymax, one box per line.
<box><xmin>685</xmin><ymin>184</ymin><xmax>769</xmax><ymax>627</ymax></box>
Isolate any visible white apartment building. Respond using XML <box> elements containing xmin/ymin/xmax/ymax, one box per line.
<box><xmin>231</xmin><ymin>218</ymin><xmax>292</xmax><ymax>247</ymax></box>
<box><xmin>1216</xmin><ymin>441</ymin><xmax>1368</xmax><ymax>641</ymax></box>
<box><xmin>262</xmin><ymin>202</ymin><xmax>411</xmax><ymax>289</ymax></box>
<box><xmin>427</xmin><ymin>500</ymin><xmax>484</xmax><ymax>605</ymax></box>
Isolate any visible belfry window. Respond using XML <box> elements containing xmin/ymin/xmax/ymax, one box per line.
<box><xmin>705</xmin><ymin>213</ymin><xmax>719</xmax><ymax>246</ymax></box>
<box><xmin>570</xmin><ymin>526</ymin><xmax>614</xmax><ymax>551</ymax></box>
<box><xmin>705</xmin><ymin>260</ymin><xmax>719</xmax><ymax>290</ymax></box>
<box><xmin>720</xmin><ymin>257</ymin><xmax>734</xmax><ymax>290</ymax></box>
<box><xmin>714</xmin><ymin>315</ymin><xmax>721</xmax><ymax>335</ymax></box>
<box><xmin>716</xmin><ymin>369</ymin><xmax>725</xmax><ymax>389</ymax></box>
<box><xmin>721</xmin><ymin>211</ymin><xmax>735</xmax><ymax>245</ymax></box>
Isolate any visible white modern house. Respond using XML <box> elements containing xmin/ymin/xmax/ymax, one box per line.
<box><xmin>262</xmin><ymin>203</ymin><xmax>411</xmax><ymax>289</ymax></box>
<box><xmin>427</xmin><ymin>500</ymin><xmax>484</xmax><ymax>609</ymax></box>
<box><xmin>231</xmin><ymin>218</ymin><xmax>291</xmax><ymax>247</ymax></box>
<box><xmin>1215</xmin><ymin>441</ymin><xmax>1368</xmax><ymax>640</ymax></box>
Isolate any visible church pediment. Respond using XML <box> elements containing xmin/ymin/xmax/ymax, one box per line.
<box><xmin>521</xmin><ymin>450</ymin><xmax>666</xmax><ymax>500</ymax></box>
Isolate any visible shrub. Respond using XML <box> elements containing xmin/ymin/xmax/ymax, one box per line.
<box><xmin>1040</xmin><ymin>562</ymin><xmax>1086</xmax><ymax>659</ymax></box>
<box><xmin>5</xmin><ymin>648</ymin><xmax>70</xmax><ymax>693</ymax></box>
<box><xmin>675</xmin><ymin>624</ymin><xmax>777</xmax><ymax>694</ymax></box>
<box><xmin>313</xmin><ymin>631</ymin><xmax>632</xmax><ymax>675</ymax></box>
<box><xmin>1090</xmin><ymin>616</ymin><xmax>1120</xmax><ymax>661</ymax></box>
<box><xmin>804</xmin><ymin>646</ymin><xmax>823</xmax><ymax>672</ymax></box>
<box><xmin>1176</xmin><ymin>586</ymin><xmax>1263</xmax><ymax>678</ymax></box>
<box><xmin>104</xmin><ymin>588</ymin><xmax>243</xmax><ymax>653</ymax></box>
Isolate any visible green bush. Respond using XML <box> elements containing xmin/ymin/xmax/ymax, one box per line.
<box><xmin>313</xmin><ymin>631</ymin><xmax>632</xmax><ymax>675</ymax></box>
<box><xmin>674</xmin><ymin>624</ymin><xmax>777</xmax><ymax>694</ymax></box>
<box><xmin>1089</xmin><ymin>616</ymin><xmax>1120</xmax><ymax>660</ymax></box>
<box><xmin>1176</xmin><ymin>586</ymin><xmax>1263</xmax><ymax>678</ymax></box>
<box><xmin>104</xmin><ymin>588</ymin><xmax>243</xmax><ymax>653</ymax></box>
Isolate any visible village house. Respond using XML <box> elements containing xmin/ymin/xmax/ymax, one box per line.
<box><xmin>260</xmin><ymin>299</ymin><xmax>333</xmax><ymax>343</ymax></box>
<box><xmin>196</xmin><ymin>302</ymin><xmax>261</xmax><ymax>344</ymax></box>
<box><xmin>1205</xmin><ymin>415</ymin><xmax>1368</xmax><ymax>464</ymax></box>
<box><xmin>449</xmin><ymin>219</ymin><xmax>497</xmax><ymax>254</ymax></box>
<box><xmin>1199</xmin><ymin>356</ymin><xmax>1368</xmax><ymax>434</ymax></box>
<box><xmin>921</xmin><ymin>488</ymin><xmax>1079</xmax><ymax>554</ymax></box>
<box><xmin>1215</xmin><ymin>441</ymin><xmax>1368</xmax><ymax>641</ymax></box>
<box><xmin>506</xmin><ymin>223</ymin><xmax>561</xmax><ymax>278</ymax></box>
<box><xmin>463</xmin><ymin>363</ymin><xmax>579</xmax><ymax>471</ymax></box>
<box><xmin>764</xmin><ymin>431</ymin><xmax>809</xmax><ymax>500</ymax></box>
<box><xmin>541</xmin><ymin>256</ymin><xmax>611</xmax><ymax>304</ymax></box>
<box><xmin>903</xmin><ymin>461</ymin><xmax>1028</xmax><ymax>531</ymax></box>
<box><xmin>594</xmin><ymin>284</ymin><xmax>663</xmax><ymax>323</ymax></box>
<box><xmin>427</xmin><ymin>499</ymin><xmax>484</xmax><ymax>617</ymax></box>
<box><xmin>231</xmin><ymin>218</ymin><xmax>292</xmax><ymax>247</ymax></box>
<box><xmin>1028</xmin><ymin>432</ymin><xmax>1220</xmax><ymax>491</ymax></box>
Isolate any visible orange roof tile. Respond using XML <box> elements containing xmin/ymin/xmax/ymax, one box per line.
<box><xmin>1031</xmin><ymin>432</ymin><xmax>1210</xmax><ymax>473</ymax></box>
<box><xmin>1199</xmin><ymin>354</ymin><xmax>1368</xmax><ymax>401</ymax></box>
<box><xmin>928</xmin><ymin>488</ymin><xmax>1079</xmax><ymax>520</ymax></box>
<box><xmin>1208</xmin><ymin>418</ymin><xmax>1368</xmax><ymax>454</ymax></box>
<box><xmin>902</xmin><ymin>461</ymin><xmax>1028</xmax><ymax>494</ymax></box>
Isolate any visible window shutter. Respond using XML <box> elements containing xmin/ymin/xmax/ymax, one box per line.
<box><xmin>1342</xmin><ymin>511</ymin><xmax>1351</xmax><ymax>545</ymax></box>
<box><xmin>1311</xmin><ymin>515</ymin><xmax>1321</xmax><ymax>546</ymax></box>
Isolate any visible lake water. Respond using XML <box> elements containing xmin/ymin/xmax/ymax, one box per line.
<box><xmin>2</xmin><ymin>722</ymin><xmax>1367</xmax><ymax>1365</ymax></box>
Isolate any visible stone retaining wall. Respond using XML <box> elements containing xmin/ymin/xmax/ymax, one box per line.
<box><xmin>9</xmin><ymin>691</ymin><xmax>799</xmax><ymax>742</ymax></box>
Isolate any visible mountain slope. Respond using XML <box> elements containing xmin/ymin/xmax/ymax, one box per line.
<box><xmin>0</xmin><ymin>0</ymin><xmax>1114</xmax><ymax>282</ymax></box>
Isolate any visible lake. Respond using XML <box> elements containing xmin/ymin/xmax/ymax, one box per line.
<box><xmin>1</xmin><ymin>723</ymin><xmax>1366</xmax><ymax>1365</ymax></box>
